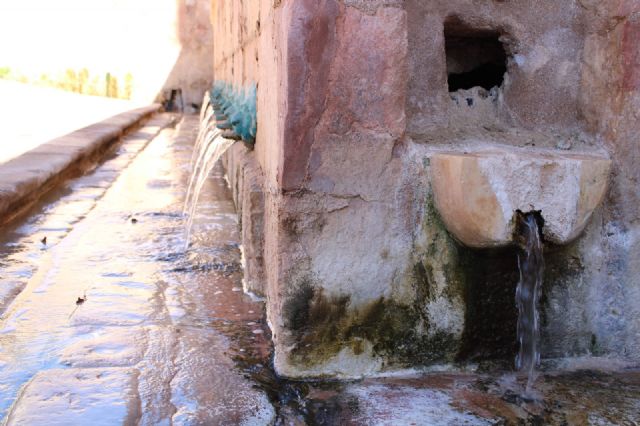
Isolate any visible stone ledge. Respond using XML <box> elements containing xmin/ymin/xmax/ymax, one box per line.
<box><xmin>221</xmin><ymin>142</ymin><xmax>266</xmax><ymax>296</ymax></box>
<box><xmin>0</xmin><ymin>104</ymin><xmax>161</xmax><ymax>225</ymax></box>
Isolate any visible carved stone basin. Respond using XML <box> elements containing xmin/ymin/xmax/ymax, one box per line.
<box><xmin>430</xmin><ymin>148</ymin><xmax>611</xmax><ymax>247</ymax></box>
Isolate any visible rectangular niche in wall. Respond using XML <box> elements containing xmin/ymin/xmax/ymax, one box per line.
<box><xmin>444</xmin><ymin>19</ymin><xmax>508</xmax><ymax>92</ymax></box>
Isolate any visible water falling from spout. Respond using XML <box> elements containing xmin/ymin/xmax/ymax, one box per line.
<box><xmin>514</xmin><ymin>210</ymin><xmax>545</xmax><ymax>394</ymax></box>
<box><xmin>183</xmin><ymin>102</ymin><xmax>236</xmax><ymax>249</ymax></box>
<box><xmin>184</xmin><ymin>123</ymin><xmax>220</xmax><ymax>210</ymax></box>
<box><xmin>199</xmin><ymin>90</ymin><xmax>211</xmax><ymax>123</ymax></box>
<box><xmin>190</xmin><ymin>103</ymin><xmax>216</xmax><ymax>169</ymax></box>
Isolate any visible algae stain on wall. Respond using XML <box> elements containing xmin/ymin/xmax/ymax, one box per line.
<box><xmin>275</xmin><ymin>157</ymin><xmax>601</xmax><ymax>374</ymax></box>
<box><xmin>282</xmin><ymin>279</ymin><xmax>461</xmax><ymax>369</ymax></box>
<box><xmin>278</xmin><ymin>184</ymin><xmax>470</xmax><ymax>372</ymax></box>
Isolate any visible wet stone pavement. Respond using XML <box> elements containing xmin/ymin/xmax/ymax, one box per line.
<box><xmin>0</xmin><ymin>115</ymin><xmax>639</xmax><ymax>425</ymax></box>
<box><xmin>0</xmin><ymin>115</ymin><xmax>274</xmax><ymax>424</ymax></box>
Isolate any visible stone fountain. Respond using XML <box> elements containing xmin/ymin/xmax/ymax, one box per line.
<box><xmin>209</xmin><ymin>0</ymin><xmax>638</xmax><ymax>379</ymax></box>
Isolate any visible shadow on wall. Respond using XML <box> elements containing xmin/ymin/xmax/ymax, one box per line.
<box><xmin>158</xmin><ymin>0</ymin><xmax>213</xmax><ymax>113</ymax></box>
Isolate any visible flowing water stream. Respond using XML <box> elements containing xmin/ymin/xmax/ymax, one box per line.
<box><xmin>515</xmin><ymin>211</ymin><xmax>545</xmax><ymax>394</ymax></box>
<box><xmin>183</xmin><ymin>103</ymin><xmax>235</xmax><ymax>250</ymax></box>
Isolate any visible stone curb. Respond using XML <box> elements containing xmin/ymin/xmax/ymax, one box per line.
<box><xmin>221</xmin><ymin>140</ymin><xmax>266</xmax><ymax>297</ymax></box>
<box><xmin>0</xmin><ymin>104</ymin><xmax>161</xmax><ymax>225</ymax></box>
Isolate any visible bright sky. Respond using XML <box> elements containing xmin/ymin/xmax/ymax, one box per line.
<box><xmin>0</xmin><ymin>0</ymin><xmax>182</xmax><ymax>102</ymax></box>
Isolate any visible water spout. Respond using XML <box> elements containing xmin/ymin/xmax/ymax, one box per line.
<box><xmin>514</xmin><ymin>210</ymin><xmax>545</xmax><ymax>394</ymax></box>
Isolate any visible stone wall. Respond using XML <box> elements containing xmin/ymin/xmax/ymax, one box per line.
<box><xmin>212</xmin><ymin>0</ymin><xmax>640</xmax><ymax>378</ymax></box>
<box><xmin>160</xmin><ymin>0</ymin><xmax>215</xmax><ymax>110</ymax></box>
<box><xmin>554</xmin><ymin>0</ymin><xmax>640</xmax><ymax>360</ymax></box>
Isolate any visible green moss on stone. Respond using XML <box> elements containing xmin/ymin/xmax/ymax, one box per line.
<box><xmin>282</xmin><ymin>282</ymin><xmax>458</xmax><ymax>368</ymax></box>
<box><xmin>279</xmin><ymin>178</ymin><xmax>595</xmax><ymax>371</ymax></box>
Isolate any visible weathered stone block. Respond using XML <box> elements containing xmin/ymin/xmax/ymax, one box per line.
<box><xmin>221</xmin><ymin>143</ymin><xmax>266</xmax><ymax>296</ymax></box>
<box><xmin>240</xmin><ymin>154</ymin><xmax>266</xmax><ymax>296</ymax></box>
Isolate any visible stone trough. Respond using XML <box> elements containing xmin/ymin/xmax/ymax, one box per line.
<box><xmin>430</xmin><ymin>148</ymin><xmax>611</xmax><ymax>247</ymax></box>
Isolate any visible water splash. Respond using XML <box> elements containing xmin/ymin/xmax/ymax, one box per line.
<box><xmin>515</xmin><ymin>210</ymin><xmax>545</xmax><ymax>394</ymax></box>
<box><xmin>183</xmin><ymin>100</ymin><xmax>235</xmax><ymax>249</ymax></box>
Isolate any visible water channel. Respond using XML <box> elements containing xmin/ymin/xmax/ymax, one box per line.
<box><xmin>0</xmin><ymin>115</ymin><xmax>638</xmax><ymax>425</ymax></box>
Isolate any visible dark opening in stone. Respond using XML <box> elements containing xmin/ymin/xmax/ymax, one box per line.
<box><xmin>445</xmin><ymin>21</ymin><xmax>508</xmax><ymax>92</ymax></box>
<box><xmin>457</xmin><ymin>245</ymin><xmax>519</xmax><ymax>364</ymax></box>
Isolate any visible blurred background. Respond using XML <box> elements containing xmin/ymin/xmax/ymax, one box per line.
<box><xmin>0</xmin><ymin>0</ymin><xmax>213</xmax><ymax>163</ymax></box>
